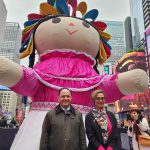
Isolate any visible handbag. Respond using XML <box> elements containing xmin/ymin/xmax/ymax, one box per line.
<box><xmin>138</xmin><ymin>135</ymin><xmax>150</xmax><ymax>146</ymax></box>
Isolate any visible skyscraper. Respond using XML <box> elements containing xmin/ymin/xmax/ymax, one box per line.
<box><xmin>104</xmin><ymin>21</ymin><xmax>126</xmax><ymax>66</ymax></box>
<box><xmin>0</xmin><ymin>22</ymin><xmax>21</xmax><ymax>64</ymax></box>
<box><xmin>124</xmin><ymin>17</ymin><xmax>133</xmax><ymax>52</ymax></box>
<box><xmin>129</xmin><ymin>0</ymin><xmax>145</xmax><ymax>48</ymax></box>
<box><xmin>0</xmin><ymin>22</ymin><xmax>22</xmax><ymax>116</ymax></box>
<box><xmin>0</xmin><ymin>0</ymin><xmax>7</xmax><ymax>49</ymax></box>
<box><xmin>142</xmin><ymin>0</ymin><xmax>150</xmax><ymax>87</ymax></box>
<box><xmin>142</xmin><ymin>0</ymin><xmax>150</xmax><ymax>30</ymax></box>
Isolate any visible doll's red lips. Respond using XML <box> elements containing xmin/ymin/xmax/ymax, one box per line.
<box><xmin>65</xmin><ymin>29</ymin><xmax>78</xmax><ymax>35</ymax></box>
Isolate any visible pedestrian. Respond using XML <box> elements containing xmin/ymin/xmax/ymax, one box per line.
<box><xmin>0</xmin><ymin>116</ymin><xmax>7</xmax><ymax>128</ymax></box>
<box><xmin>39</xmin><ymin>88</ymin><xmax>87</xmax><ymax>150</ymax></box>
<box><xmin>147</xmin><ymin>112</ymin><xmax>150</xmax><ymax>128</ymax></box>
<box><xmin>127</xmin><ymin>109</ymin><xmax>150</xmax><ymax>150</ymax></box>
<box><xmin>8</xmin><ymin>118</ymin><xmax>16</xmax><ymax>128</ymax></box>
<box><xmin>85</xmin><ymin>89</ymin><xmax>119</xmax><ymax>150</ymax></box>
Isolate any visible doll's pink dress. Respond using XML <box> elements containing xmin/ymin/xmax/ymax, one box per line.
<box><xmin>10</xmin><ymin>49</ymin><xmax>124</xmax><ymax>150</ymax></box>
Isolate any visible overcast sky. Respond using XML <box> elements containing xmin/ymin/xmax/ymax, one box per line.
<box><xmin>3</xmin><ymin>0</ymin><xmax>130</xmax><ymax>66</ymax></box>
<box><xmin>4</xmin><ymin>0</ymin><xmax>130</xmax><ymax>29</ymax></box>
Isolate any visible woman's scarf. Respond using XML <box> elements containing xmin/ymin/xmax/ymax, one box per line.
<box><xmin>92</xmin><ymin>107</ymin><xmax>108</xmax><ymax>144</ymax></box>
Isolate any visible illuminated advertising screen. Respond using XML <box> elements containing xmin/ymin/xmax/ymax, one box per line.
<box><xmin>146</xmin><ymin>27</ymin><xmax>150</xmax><ymax>70</ymax></box>
<box><xmin>114</xmin><ymin>90</ymin><xmax>150</xmax><ymax>113</ymax></box>
<box><xmin>146</xmin><ymin>27</ymin><xmax>150</xmax><ymax>54</ymax></box>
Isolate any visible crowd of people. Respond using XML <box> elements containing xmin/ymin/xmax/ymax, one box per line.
<box><xmin>39</xmin><ymin>88</ymin><xmax>150</xmax><ymax>150</ymax></box>
<box><xmin>118</xmin><ymin>110</ymin><xmax>150</xmax><ymax>150</ymax></box>
<box><xmin>1</xmin><ymin>88</ymin><xmax>150</xmax><ymax>150</ymax></box>
<box><xmin>0</xmin><ymin>116</ymin><xmax>17</xmax><ymax>128</ymax></box>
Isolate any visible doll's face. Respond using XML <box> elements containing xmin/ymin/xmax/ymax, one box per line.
<box><xmin>34</xmin><ymin>16</ymin><xmax>100</xmax><ymax>57</ymax></box>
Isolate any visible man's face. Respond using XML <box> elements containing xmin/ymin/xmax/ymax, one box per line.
<box><xmin>58</xmin><ymin>89</ymin><xmax>72</xmax><ymax>108</ymax></box>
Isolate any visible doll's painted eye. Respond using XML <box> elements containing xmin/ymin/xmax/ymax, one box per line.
<box><xmin>82</xmin><ymin>21</ymin><xmax>90</xmax><ymax>28</ymax></box>
<box><xmin>52</xmin><ymin>17</ymin><xmax>61</xmax><ymax>24</ymax></box>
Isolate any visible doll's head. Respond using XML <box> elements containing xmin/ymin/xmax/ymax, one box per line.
<box><xmin>19</xmin><ymin>0</ymin><xmax>111</xmax><ymax>67</ymax></box>
<box><xmin>34</xmin><ymin>16</ymin><xmax>100</xmax><ymax>58</ymax></box>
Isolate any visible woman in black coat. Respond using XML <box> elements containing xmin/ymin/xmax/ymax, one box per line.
<box><xmin>85</xmin><ymin>89</ymin><xmax>119</xmax><ymax>150</ymax></box>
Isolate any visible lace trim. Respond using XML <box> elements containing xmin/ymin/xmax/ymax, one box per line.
<box><xmin>33</xmin><ymin>71</ymin><xmax>108</xmax><ymax>92</ymax></box>
<box><xmin>34</xmin><ymin>69</ymin><xmax>100</xmax><ymax>81</ymax></box>
<box><xmin>31</xmin><ymin>102</ymin><xmax>92</xmax><ymax>114</ymax></box>
<box><xmin>39</xmin><ymin>49</ymin><xmax>96</xmax><ymax>66</ymax></box>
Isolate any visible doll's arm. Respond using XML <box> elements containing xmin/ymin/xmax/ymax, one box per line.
<box><xmin>0</xmin><ymin>56</ymin><xmax>23</xmax><ymax>87</ymax></box>
<box><xmin>0</xmin><ymin>56</ymin><xmax>40</xmax><ymax>96</ymax></box>
<box><xmin>116</xmin><ymin>69</ymin><xmax>148</xmax><ymax>95</ymax></box>
<box><xmin>98</xmin><ymin>69</ymin><xmax>148</xmax><ymax>103</ymax></box>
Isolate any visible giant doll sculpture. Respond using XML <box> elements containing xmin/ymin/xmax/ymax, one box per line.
<box><xmin>0</xmin><ymin>0</ymin><xmax>148</xmax><ymax>150</ymax></box>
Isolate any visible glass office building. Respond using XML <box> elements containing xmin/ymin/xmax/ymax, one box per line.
<box><xmin>0</xmin><ymin>0</ymin><xmax>7</xmax><ymax>49</ymax></box>
<box><xmin>0</xmin><ymin>22</ymin><xmax>21</xmax><ymax>64</ymax></box>
<box><xmin>130</xmin><ymin>0</ymin><xmax>145</xmax><ymax>48</ymax></box>
<box><xmin>124</xmin><ymin>17</ymin><xmax>133</xmax><ymax>52</ymax></box>
<box><xmin>104</xmin><ymin>21</ymin><xmax>126</xmax><ymax>66</ymax></box>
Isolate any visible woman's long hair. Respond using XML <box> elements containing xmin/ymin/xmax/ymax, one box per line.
<box><xmin>132</xmin><ymin>111</ymin><xmax>143</xmax><ymax>141</ymax></box>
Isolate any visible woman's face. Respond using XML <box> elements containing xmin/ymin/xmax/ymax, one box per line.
<box><xmin>34</xmin><ymin>16</ymin><xmax>100</xmax><ymax>57</ymax></box>
<box><xmin>94</xmin><ymin>92</ymin><xmax>105</xmax><ymax>110</ymax></box>
<box><xmin>131</xmin><ymin>111</ymin><xmax>139</xmax><ymax>120</ymax></box>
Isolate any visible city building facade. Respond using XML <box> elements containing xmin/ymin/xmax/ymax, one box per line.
<box><xmin>0</xmin><ymin>87</ymin><xmax>18</xmax><ymax>116</ymax></box>
<box><xmin>124</xmin><ymin>17</ymin><xmax>133</xmax><ymax>52</ymax></box>
<box><xmin>142</xmin><ymin>0</ymin><xmax>150</xmax><ymax>87</ymax></box>
<box><xmin>104</xmin><ymin>21</ymin><xmax>126</xmax><ymax>66</ymax></box>
<box><xmin>142</xmin><ymin>0</ymin><xmax>150</xmax><ymax>30</ymax></box>
<box><xmin>129</xmin><ymin>0</ymin><xmax>145</xmax><ymax>48</ymax></box>
<box><xmin>0</xmin><ymin>22</ymin><xmax>21</xmax><ymax>64</ymax></box>
<box><xmin>98</xmin><ymin>21</ymin><xmax>126</xmax><ymax>111</ymax></box>
<box><xmin>0</xmin><ymin>0</ymin><xmax>7</xmax><ymax>49</ymax></box>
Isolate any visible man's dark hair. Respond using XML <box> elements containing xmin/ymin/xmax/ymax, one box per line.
<box><xmin>58</xmin><ymin>88</ymin><xmax>71</xmax><ymax>95</ymax></box>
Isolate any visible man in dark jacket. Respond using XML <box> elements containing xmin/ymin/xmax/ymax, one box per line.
<box><xmin>0</xmin><ymin>116</ymin><xmax>7</xmax><ymax>128</ymax></box>
<box><xmin>40</xmin><ymin>88</ymin><xmax>87</xmax><ymax>150</ymax></box>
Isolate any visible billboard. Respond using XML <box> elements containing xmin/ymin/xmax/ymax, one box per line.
<box><xmin>146</xmin><ymin>27</ymin><xmax>150</xmax><ymax>71</ymax></box>
<box><xmin>146</xmin><ymin>27</ymin><xmax>150</xmax><ymax>54</ymax></box>
<box><xmin>113</xmin><ymin>51</ymin><xmax>147</xmax><ymax>73</ymax></box>
<box><xmin>114</xmin><ymin>90</ymin><xmax>150</xmax><ymax>113</ymax></box>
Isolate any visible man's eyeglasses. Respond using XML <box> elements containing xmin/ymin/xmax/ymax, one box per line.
<box><xmin>96</xmin><ymin>97</ymin><xmax>105</xmax><ymax>101</ymax></box>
